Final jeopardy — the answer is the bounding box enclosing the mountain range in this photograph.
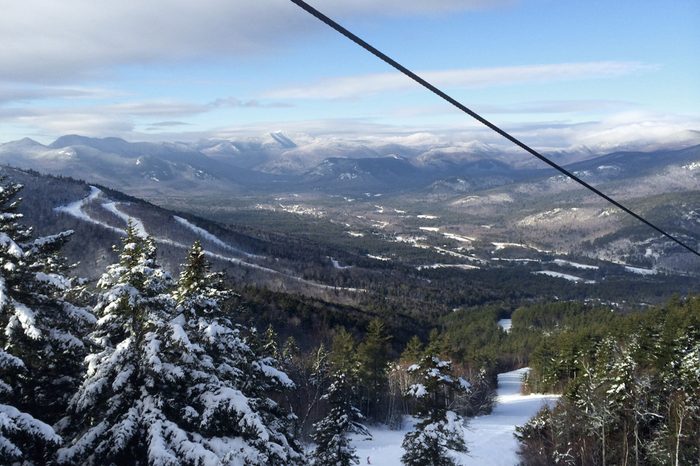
[2,134,698,197]
[1,134,698,279]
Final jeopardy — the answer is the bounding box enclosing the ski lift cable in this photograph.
[289,0,700,258]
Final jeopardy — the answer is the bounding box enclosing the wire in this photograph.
[289,0,700,258]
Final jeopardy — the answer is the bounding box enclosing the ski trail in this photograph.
[54,186,125,234]
[157,238,364,293]
[462,368,559,465]
[352,368,559,466]
[101,202,148,238]
[173,215,260,258]
[54,188,362,293]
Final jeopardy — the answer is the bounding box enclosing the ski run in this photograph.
[53,186,362,293]
[351,368,559,465]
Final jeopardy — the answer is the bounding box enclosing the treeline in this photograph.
[517,297,700,465]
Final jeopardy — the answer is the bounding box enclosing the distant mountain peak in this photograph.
[269,131,296,149]
[3,137,45,149]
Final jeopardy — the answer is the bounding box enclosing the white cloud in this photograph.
[206,111,700,156]
[265,62,658,99]
[567,112,700,152]
[0,0,513,84]
[0,86,115,104]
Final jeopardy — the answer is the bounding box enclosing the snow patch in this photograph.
[492,242,527,251]
[552,259,599,270]
[0,233,23,258]
[330,258,352,270]
[35,272,71,290]
[101,203,148,238]
[54,187,125,234]
[173,216,257,258]
[417,264,480,271]
[442,232,475,243]
[352,368,559,466]
[497,319,512,333]
[534,270,595,284]
[366,254,391,261]
[624,265,657,276]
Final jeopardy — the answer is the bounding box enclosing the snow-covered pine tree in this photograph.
[0,178,93,464]
[311,328,370,466]
[401,355,471,466]
[311,371,370,466]
[170,241,304,465]
[61,236,304,465]
[56,224,178,465]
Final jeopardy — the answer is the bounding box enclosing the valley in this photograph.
[3,135,698,352]
[2,136,698,310]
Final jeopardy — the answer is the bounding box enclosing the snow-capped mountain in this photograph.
[1,135,698,200]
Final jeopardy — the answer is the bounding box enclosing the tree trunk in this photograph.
[634,417,639,466]
[622,421,628,466]
[602,419,607,466]
[674,410,683,466]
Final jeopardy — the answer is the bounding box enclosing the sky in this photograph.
[1,0,699,152]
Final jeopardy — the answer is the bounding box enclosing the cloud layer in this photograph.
[0,0,511,83]
[265,62,657,99]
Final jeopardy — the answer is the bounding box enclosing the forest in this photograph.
[1,176,698,465]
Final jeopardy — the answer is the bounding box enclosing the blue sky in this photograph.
[1,0,698,152]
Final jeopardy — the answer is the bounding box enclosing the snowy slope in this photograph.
[463,369,559,465]
[53,186,361,293]
[352,368,558,465]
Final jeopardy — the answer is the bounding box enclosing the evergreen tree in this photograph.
[297,343,330,434]
[312,329,370,466]
[59,238,304,465]
[0,179,93,464]
[357,318,391,420]
[400,336,424,365]
[57,225,176,464]
[516,296,700,465]
[173,241,303,465]
[401,355,470,466]
[311,371,370,466]
[281,336,300,368]
[329,327,357,375]
[424,329,448,357]
[261,324,280,360]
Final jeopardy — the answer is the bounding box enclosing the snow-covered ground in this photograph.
[173,215,258,258]
[625,265,657,276]
[330,257,352,270]
[367,254,391,261]
[416,264,480,271]
[553,259,599,270]
[101,202,148,238]
[442,232,476,243]
[53,188,363,293]
[54,186,124,235]
[352,368,559,465]
[497,318,512,333]
[534,270,595,284]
